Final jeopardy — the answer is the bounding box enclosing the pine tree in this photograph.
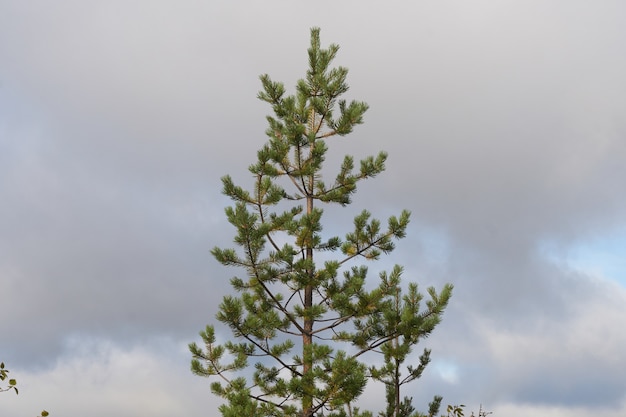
[371,282,447,417]
[189,28,453,417]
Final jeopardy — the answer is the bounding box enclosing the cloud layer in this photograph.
[1,1,625,416]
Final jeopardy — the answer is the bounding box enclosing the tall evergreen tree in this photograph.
[189,28,453,417]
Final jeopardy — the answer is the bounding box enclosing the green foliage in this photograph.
[190,28,452,417]
[0,362,18,395]
[372,275,452,417]
[445,404,465,417]
[1,362,50,416]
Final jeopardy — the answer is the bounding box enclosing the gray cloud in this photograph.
[1,1,626,416]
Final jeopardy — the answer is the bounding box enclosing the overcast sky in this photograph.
[1,1,626,416]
